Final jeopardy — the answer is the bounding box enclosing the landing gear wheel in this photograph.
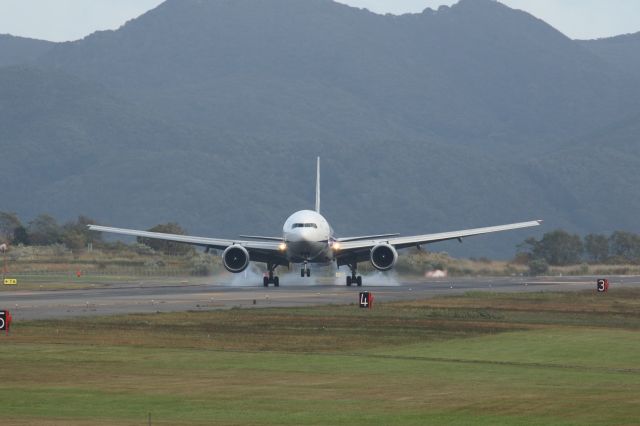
[300,269,305,277]
[274,276,280,287]
[347,263,359,288]
[306,269,311,277]
[263,277,269,287]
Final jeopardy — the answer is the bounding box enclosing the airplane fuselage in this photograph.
[283,210,334,264]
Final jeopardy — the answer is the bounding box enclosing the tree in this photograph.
[518,230,583,266]
[12,226,29,245]
[137,222,193,255]
[584,234,609,263]
[528,258,549,276]
[62,229,87,251]
[0,211,22,244]
[62,215,102,251]
[609,231,640,263]
[516,237,539,262]
[27,214,62,246]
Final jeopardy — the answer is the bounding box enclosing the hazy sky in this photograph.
[0,0,638,42]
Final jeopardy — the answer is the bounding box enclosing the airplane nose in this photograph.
[288,228,311,242]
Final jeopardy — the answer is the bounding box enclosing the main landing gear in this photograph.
[300,262,311,278]
[346,263,362,287]
[263,263,280,287]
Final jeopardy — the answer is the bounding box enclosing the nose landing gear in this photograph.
[300,262,311,277]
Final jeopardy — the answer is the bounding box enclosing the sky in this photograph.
[0,0,638,42]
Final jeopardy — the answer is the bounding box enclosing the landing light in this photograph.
[332,242,341,251]
[279,243,287,251]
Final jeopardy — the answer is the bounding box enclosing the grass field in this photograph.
[0,274,210,291]
[1,289,640,425]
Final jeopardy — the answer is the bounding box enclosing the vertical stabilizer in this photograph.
[315,157,321,213]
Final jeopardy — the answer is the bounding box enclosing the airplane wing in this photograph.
[337,233,400,242]
[335,220,542,264]
[239,235,284,242]
[88,225,289,266]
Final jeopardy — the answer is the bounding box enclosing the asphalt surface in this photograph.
[2,276,639,321]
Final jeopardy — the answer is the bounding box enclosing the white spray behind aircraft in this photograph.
[89,158,541,287]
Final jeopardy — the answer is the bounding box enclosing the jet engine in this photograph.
[222,245,250,273]
[370,243,398,271]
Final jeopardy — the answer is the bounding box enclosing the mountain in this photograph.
[40,0,637,146]
[579,32,640,75]
[1,0,639,258]
[0,34,53,67]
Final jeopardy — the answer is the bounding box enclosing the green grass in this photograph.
[1,290,640,425]
[0,274,208,291]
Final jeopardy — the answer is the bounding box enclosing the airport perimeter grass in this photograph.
[2,290,640,425]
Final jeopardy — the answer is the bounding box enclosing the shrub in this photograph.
[528,258,549,276]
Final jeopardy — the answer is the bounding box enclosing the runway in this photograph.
[3,276,639,321]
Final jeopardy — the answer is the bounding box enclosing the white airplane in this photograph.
[89,158,541,287]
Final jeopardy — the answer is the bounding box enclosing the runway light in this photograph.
[279,243,287,251]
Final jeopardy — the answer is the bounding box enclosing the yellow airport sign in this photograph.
[3,279,17,285]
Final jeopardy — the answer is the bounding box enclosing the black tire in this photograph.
[263,277,269,287]
[306,269,311,277]
[356,276,362,287]
[346,276,352,286]
[300,269,305,277]
[274,277,280,287]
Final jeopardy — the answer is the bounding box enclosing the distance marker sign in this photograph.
[0,311,7,331]
[597,278,609,293]
[359,292,374,309]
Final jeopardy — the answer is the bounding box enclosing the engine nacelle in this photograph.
[222,245,250,273]
[370,243,398,271]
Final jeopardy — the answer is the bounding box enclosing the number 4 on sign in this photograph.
[359,292,373,309]
[360,293,368,307]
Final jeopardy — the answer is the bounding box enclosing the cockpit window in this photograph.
[292,223,318,229]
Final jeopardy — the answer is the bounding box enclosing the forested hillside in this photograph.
[0,34,53,67]
[579,31,640,74]
[1,0,639,257]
